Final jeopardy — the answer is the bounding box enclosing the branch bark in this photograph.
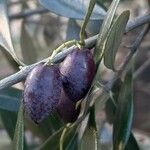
[0,15,150,90]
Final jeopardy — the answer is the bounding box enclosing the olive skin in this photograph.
[60,48,96,102]
[57,90,80,123]
[23,64,62,124]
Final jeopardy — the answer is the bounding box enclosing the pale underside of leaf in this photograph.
[104,10,130,70]
[0,0,24,66]
[39,0,106,20]
[13,102,24,150]
[113,66,133,150]
[94,0,120,64]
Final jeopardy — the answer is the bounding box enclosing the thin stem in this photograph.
[79,0,96,45]
[45,40,79,65]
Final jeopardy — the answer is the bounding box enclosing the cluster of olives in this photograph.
[23,48,96,124]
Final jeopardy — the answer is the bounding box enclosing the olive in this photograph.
[57,90,80,123]
[23,63,62,124]
[60,48,95,102]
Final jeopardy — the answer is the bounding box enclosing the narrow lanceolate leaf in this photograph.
[39,0,106,20]
[0,87,22,112]
[94,0,120,65]
[61,125,78,149]
[0,0,24,66]
[0,110,17,140]
[21,22,38,64]
[104,11,130,70]
[0,88,23,141]
[113,66,133,150]
[66,19,80,40]
[13,102,24,150]
[38,127,64,150]
[65,132,78,150]
[125,133,140,150]
[80,107,98,150]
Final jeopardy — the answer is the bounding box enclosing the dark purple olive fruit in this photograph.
[23,63,62,124]
[60,48,96,102]
[57,90,80,123]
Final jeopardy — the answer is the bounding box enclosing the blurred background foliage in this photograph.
[0,0,150,149]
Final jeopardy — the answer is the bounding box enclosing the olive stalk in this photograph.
[79,0,96,46]
[45,40,80,65]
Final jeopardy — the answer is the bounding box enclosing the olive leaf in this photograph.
[38,127,64,150]
[0,110,17,140]
[39,0,106,20]
[13,102,24,150]
[61,125,78,149]
[0,87,22,112]
[79,107,98,150]
[94,0,120,65]
[0,87,23,143]
[0,0,24,66]
[113,65,133,150]
[104,10,130,70]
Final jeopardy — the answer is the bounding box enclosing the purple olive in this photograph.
[57,90,80,123]
[23,63,62,124]
[60,48,96,102]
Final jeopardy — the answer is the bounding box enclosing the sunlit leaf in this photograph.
[0,0,24,66]
[113,66,133,150]
[104,11,130,70]
[21,21,38,64]
[13,102,24,150]
[94,0,120,64]
[39,0,106,20]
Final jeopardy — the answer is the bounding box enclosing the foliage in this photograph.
[0,0,147,149]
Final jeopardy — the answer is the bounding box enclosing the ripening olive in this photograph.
[57,90,80,123]
[23,63,62,124]
[60,48,95,102]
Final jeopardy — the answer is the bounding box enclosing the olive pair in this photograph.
[23,48,95,124]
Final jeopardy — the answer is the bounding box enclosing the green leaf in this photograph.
[13,102,24,150]
[0,110,17,140]
[66,19,80,40]
[20,21,38,64]
[39,0,106,20]
[37,113,63,138]
[0,87,22,112]
[0,0,24,66]
[104,11,130,70]
[65,132,78,150]
[113,66,133,150]
[61,125,78,149]
[94,0,120,64]
[38,127,64,150]
[125,133,140,150]
[79,107,98,150]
